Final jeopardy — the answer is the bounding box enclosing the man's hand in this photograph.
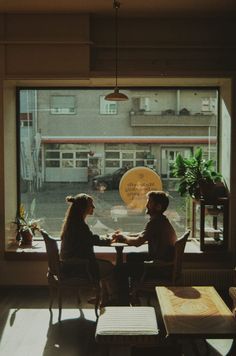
[111,232,126,243]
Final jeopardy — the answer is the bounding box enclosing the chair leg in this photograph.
[76,288,81,306]
[58,288,62,322]
[95,287,101,318]
[48,285,54,310]
[129,286,141,306]
[100,280,109,308]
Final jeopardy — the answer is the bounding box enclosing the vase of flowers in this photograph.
[14,204,41,246]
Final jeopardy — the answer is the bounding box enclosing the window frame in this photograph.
[3,78,230,264]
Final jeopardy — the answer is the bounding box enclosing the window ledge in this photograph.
[4,241,149,262]
[4,239,233,266]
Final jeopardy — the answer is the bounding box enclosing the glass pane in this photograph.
[122,161,134,168]
[76,160,88,167]
[76,152,88,159]
[122,152,133,159]
[62,160,74,168]
[62,152,73,159]
[136,160,145,166]
[45,151,60,159]
[105,161,120,168]
[105,152,120,159]
[46,160,60,167]
[136,152,146,159]
[18,87,219,242]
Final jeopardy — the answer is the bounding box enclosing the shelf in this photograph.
[192,197,229,251]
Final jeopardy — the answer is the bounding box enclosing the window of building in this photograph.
[100,96,117,114]
[104,144,152,170]
[20,113,33,127]
[45,144,89,169]
[201,97,217,114]
[161,147,192,179]
[17,87,219,245]
[50,95,76,114]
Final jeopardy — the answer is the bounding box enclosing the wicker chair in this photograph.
[41,229,101,321]
[131,230,190,304]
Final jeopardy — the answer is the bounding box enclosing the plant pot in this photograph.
[213,181,227,198]
[20,229,33,246]
[199,181,216,201]
[200,180,227,202]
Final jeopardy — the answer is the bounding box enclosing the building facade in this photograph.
[19,88,218,187]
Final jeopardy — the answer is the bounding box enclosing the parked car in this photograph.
[92,167,129,190]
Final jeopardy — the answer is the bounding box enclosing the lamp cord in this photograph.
[114,1,120,88]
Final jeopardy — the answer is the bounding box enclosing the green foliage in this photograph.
[171,147,222,198]
[13,203,41,240]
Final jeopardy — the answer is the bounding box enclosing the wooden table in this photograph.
[156,286,236,354]
[156,286,236,338]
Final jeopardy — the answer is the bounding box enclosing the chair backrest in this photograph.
[41,229,61,278]
[172,230,190,284]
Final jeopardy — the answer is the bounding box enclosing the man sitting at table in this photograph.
[112,190,177,302]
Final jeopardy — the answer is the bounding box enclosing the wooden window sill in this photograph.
[4,239,233,265]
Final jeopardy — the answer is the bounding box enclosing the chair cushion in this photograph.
[95,306,159,345]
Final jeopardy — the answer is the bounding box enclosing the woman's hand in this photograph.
[111,231,125,243]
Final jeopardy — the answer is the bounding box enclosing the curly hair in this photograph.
[146,191,169,213]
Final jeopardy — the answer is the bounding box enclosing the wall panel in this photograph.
[5,14,90,42]
[5,44,89,76]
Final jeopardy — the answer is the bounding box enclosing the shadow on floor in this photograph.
[43,312,101,356]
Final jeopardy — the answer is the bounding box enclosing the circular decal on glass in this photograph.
[119,167,163,211]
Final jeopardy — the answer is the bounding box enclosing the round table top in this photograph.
[110,242,128,247]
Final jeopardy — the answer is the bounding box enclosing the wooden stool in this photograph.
[95,306,159,356]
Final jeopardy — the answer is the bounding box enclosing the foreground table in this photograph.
[156,286,236,355]
[156,286,236,338]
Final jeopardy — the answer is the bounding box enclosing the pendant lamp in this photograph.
[105,1,128,101]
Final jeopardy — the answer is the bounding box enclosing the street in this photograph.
[21,182,188,238]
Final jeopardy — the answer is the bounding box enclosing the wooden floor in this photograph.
[0,287,234,356]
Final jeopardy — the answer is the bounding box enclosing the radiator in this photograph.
[183,269,235,290]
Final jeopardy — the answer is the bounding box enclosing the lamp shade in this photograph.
[105,87,128,101]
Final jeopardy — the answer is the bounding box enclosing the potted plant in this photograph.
[14,204,41,246]
[171,147,225,201]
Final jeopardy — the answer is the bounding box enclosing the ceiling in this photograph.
[0,0,236,18]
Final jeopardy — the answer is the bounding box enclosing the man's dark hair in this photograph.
[147,191,169,213]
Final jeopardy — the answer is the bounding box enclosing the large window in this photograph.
[17,88,219,239]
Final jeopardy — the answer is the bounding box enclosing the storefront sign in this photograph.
[119,167,163,211]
